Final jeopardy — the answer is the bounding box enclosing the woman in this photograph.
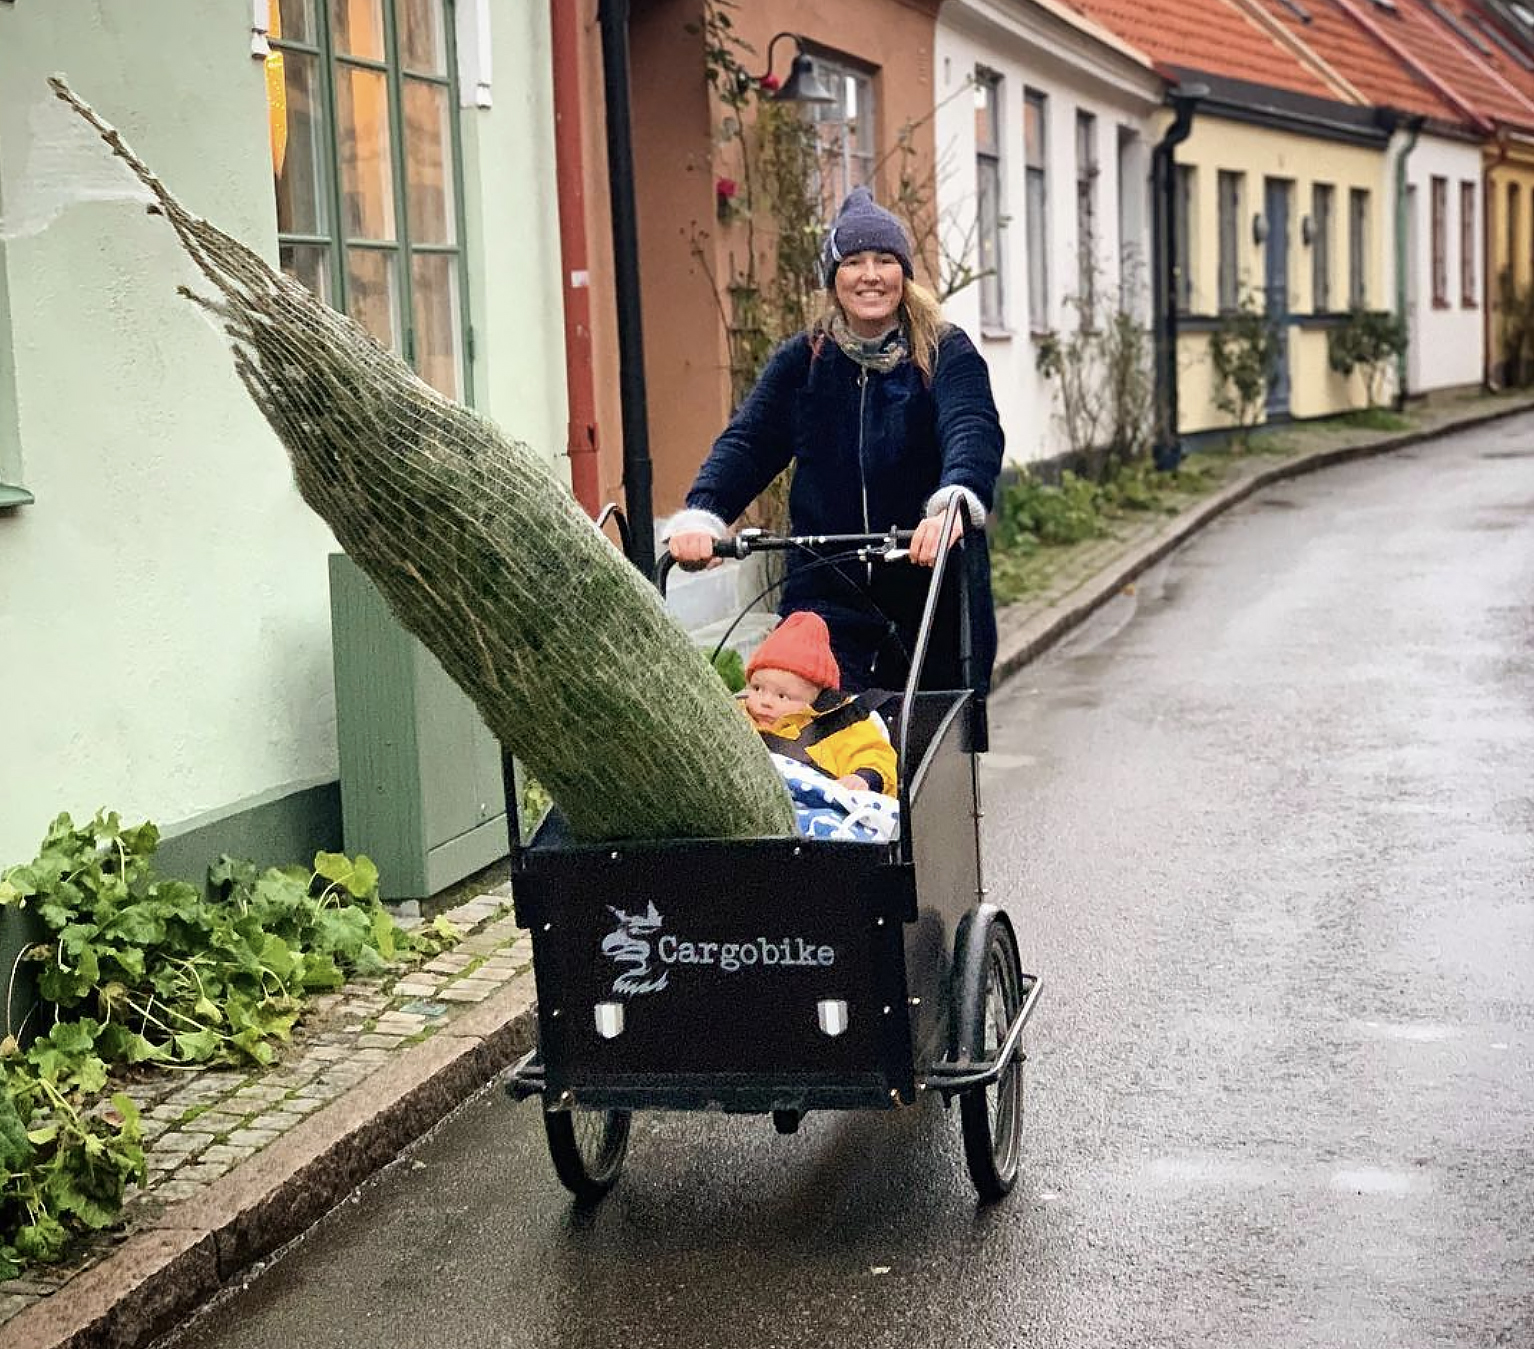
[666,186,1004,693]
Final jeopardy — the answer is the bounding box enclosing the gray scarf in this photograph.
[828,313,909,374]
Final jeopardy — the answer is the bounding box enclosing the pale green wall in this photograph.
[0,1,568,880]
[457,0,567,474]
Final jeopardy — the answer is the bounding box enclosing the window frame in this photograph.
[1430,175,1449,308]
[1024,88,1049,333]
[1173,163,1194,315]
[803,50,878,209]
[1312,182,1334,314]
[1217,169,1243,313]
[268,0,475,403]
[1075,109,1098,319]
[974,69,1006,332]
[1349,187,1370,309]
[1461,180,1477,307]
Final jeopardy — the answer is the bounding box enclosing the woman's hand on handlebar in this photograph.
[668,530,723,572]
[909,513,963,567]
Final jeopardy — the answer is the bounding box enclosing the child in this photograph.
[741,611,897,796]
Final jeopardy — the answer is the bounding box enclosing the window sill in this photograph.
[979,326,1015,342]
[1462,301,1479,310]
[0,484,34,510]
[1028,328,1054,342]
[1432,299,1452,310]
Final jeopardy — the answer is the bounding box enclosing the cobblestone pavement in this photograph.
[3,389,1531,1349]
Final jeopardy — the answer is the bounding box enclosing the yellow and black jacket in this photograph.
[742,689,898,796]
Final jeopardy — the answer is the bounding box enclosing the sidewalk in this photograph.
[4,390,1532,1349]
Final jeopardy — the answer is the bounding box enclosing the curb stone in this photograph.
[992,398,1534,685]
[5,396,1530,1349]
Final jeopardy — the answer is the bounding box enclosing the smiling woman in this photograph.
[665,185,1006,695]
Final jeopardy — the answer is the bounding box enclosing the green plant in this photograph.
[711,647,746,693]
[0,1028,144,1280]
[0,812,409,1069]
[1494,270,1534,387]
[1326,307,1407,408]
[1208,291,1279,447]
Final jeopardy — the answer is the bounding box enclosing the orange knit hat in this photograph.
[746,611,840,691]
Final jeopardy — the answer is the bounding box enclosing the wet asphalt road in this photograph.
[163,416,1534,1349]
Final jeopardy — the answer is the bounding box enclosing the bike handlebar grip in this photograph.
[712,536,746,559]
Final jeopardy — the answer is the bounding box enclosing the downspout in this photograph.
[1484,135,1510,390]
[550,0,601,516]
[1393,113,1423,407]
[1151,85,1204,470]
[597,0,656,578]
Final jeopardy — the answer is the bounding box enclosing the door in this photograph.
[1265,178,1292,416]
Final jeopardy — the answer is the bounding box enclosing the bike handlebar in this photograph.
[656,527,919,595]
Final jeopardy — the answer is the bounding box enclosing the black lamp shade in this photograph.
[776,53,839,105]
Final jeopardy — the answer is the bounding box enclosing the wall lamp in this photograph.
[740,33,839,104]
[1252,213,1269,245]
[1301,214,1316,246]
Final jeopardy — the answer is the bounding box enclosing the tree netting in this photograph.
[50,78,795,844]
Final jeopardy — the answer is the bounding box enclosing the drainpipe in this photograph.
[1151,85,1204,470]
[550,0,601,517]
[597,0,656,578]
[1392,113,1423,408]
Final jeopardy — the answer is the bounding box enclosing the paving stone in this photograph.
[226,1127,281,1149]
[151,1179,207,1203]
[0,1292,37,1319]
[374,1012,426,1031]
[151,1131,206,1156]
[355,1033,407,1050]
[178,1162,231,1184]
[397,999,449,1018]
[230,1086,287,1108]
[353,1046,391,1062]
[176,1117,224,1135]
[438,980,496,1003]
[198,1143,256,1166]
[422,953,473,974]
[392,980,442,997]
[295,1080,345,1101]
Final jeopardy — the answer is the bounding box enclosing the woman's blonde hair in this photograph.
[813,277,948,383]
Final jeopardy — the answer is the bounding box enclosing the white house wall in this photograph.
[1404,133,1485,394]
[935,0,1163,465]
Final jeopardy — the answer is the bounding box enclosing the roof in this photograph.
[1241,0,1470,123]
[1066,0,1346,98]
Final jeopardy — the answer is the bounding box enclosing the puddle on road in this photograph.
[1329,1167,1431,1196]
[1350,1020,1462,1042]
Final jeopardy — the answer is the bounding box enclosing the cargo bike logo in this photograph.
[599,903,844,1034]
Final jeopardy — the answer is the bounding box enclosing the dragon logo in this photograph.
[601,901,669,997]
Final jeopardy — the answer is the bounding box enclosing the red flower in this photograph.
[715,177,739,199]
[759,72,781,92]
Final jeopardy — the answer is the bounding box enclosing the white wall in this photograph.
[1404,133,1485,394]
[935,0,1163,464]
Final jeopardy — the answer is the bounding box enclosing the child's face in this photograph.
[745,667,822,727]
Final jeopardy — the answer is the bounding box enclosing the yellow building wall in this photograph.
[1485,146,1534,386]
[1175,115,1389,434]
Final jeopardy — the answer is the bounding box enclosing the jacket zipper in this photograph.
[857,368,872,582]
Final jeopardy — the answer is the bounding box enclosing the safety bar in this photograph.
[920,973,1043,1097]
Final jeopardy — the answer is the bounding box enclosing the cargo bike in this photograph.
[505,500,1043,1203]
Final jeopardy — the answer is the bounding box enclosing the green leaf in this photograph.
[173,1029,221,1063]
[13,1212,68,1262]
[96,1023,166,1065]
[298,952,343,990]
[314,851,379,900]
[26,1122,59,1146]
[370,907,397,962]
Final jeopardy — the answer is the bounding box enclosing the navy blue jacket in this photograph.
[686,326,1004,692]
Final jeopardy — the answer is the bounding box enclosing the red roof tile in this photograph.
[1246,0,1468,122]
[1067,0,1344,98]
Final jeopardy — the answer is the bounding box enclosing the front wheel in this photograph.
[543,1108,631,1203]
[959,921,1025,1202]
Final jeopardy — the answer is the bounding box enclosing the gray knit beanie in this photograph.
[820,186,914,288]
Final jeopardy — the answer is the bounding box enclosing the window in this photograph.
[1312,183,1334,313]
[1173,164,1194,314]
[1217,170,1243,311]
[0,247,27,506]
[1509,183,1522,285]
[1024,90,1049,331]
[1076,111,1098,317]
[805,54,876,207]
[267,0,471,401]
[974,71,1005,330]
[1462,181,1477,306]
[1349,187,1370,307]
[1116,126,1142,303]
[1431,175,1449,307]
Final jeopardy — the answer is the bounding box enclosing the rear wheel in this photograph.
[959,921,1025,1202]
[543,1108,631,1203]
